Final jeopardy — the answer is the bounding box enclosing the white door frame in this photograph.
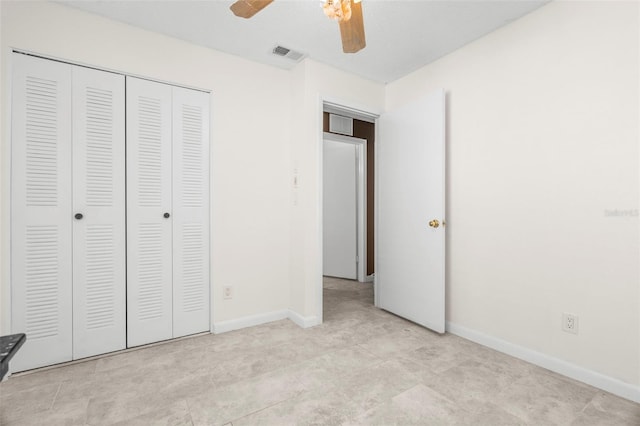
[322,132,367,282]
[317,98,380,324]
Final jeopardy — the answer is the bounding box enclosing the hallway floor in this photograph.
[1,277,638,425]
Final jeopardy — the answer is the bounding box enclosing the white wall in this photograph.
[288,60,384,323]
[0,1,292,331]
[386,1,639,389]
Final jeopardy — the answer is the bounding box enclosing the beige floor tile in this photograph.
[94,345,182,377]
[453,401,528,425]
[1,360,97,396]
[85,389,186,425]
[336,359,426,413]
[348,383,467,425]
[1,399,89,426]
[422,355,532,407]
[571,391,640,426]
[109,400,193,426]
[199,336,329,390]
[399,339,477,374]
[232,387,362,426]
[0,382,60,423]
[494,369,599,425]
[305,325,374,349]
[187,367,308,425]
[282,345,384,392]
[356,329,427,359]
[55,358,196,408]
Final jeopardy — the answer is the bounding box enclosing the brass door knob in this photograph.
[428,219,440,228]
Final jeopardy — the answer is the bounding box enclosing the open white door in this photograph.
[377,89,446,333]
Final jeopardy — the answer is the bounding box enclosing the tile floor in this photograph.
[1,277,639,425]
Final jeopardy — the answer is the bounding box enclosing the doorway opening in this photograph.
[323,133,365,281]
[321,103,378,322]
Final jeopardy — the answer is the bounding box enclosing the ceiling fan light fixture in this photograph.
[230,0,274,19]
[229,0,365,54]
[323,0,352,23]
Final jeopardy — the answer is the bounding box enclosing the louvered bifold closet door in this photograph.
[172,87,210,337]
[126,77,173,347]
[72,66,126,358]
[11,54,73,371]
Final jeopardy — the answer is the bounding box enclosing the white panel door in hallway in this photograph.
[323,139,357,280]
[377,89,446,333]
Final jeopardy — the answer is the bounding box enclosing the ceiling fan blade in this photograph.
[230,0,273,19]
[339,1,366,53]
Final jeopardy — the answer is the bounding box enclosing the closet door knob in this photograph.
[75,213,83,220]
[164,213,170,218]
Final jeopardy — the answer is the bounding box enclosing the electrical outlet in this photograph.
[223,286,233,300]
[562,313,578,334]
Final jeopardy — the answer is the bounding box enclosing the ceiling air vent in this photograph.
[272,45,304,62]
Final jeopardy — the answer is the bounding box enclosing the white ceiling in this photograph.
[60,0,547,83]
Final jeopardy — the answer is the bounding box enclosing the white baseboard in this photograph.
[365,274,375,283]
[446,321,640,403]
[288,310,320,328]
[212,309,321,334]
[212,310,288,334]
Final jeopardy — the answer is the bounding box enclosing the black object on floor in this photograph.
[0,333,26,381]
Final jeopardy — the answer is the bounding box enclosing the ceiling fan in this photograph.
[229,0,366,54]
